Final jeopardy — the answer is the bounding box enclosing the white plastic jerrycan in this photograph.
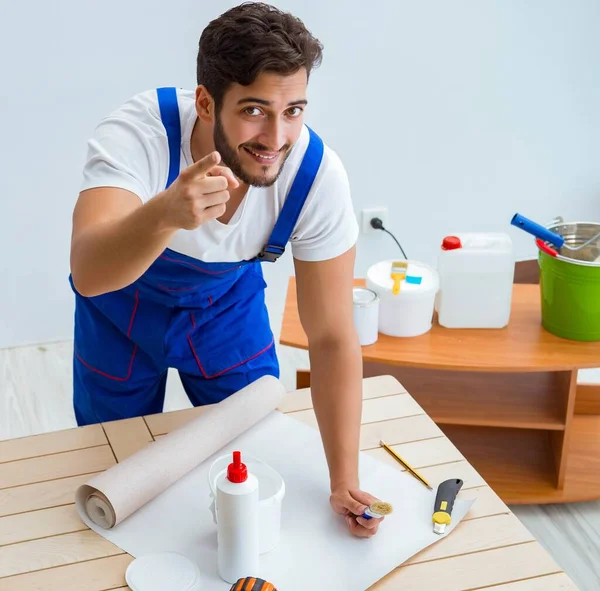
[436,233,515,329]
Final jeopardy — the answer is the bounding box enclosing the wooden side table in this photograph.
[280,277,600,505]
[0,377,578,590]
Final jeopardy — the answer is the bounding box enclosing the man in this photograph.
[70,2,384,538]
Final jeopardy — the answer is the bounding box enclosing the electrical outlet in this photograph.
[361,207,388,234]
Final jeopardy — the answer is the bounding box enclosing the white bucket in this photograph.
[208,454,285,555]
[366,259,439,337]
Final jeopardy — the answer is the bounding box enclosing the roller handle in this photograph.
[511,213,565,248]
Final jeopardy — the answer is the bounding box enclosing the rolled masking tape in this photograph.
[362,500,393,520]
[230,577,278,591]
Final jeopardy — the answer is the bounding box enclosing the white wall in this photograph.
[1,0,599,348]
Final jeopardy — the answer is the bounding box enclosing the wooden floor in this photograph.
[1,340,599,591]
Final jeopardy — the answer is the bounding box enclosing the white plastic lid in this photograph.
[366,260,438,296]
[125,552,204,591]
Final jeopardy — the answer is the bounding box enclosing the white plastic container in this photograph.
[215,451,259,584]
[435,233,515,328]
[366,260,439,337]
[209,453,285,555]
[353,287,379,345]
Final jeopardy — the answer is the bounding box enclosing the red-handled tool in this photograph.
[536,238,558,257]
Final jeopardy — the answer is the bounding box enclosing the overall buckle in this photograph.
[257,244,285,262]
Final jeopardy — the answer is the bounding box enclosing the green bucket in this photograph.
[538,220,600,341]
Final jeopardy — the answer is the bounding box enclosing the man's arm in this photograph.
[70,187,175,297]
[294,246,384,538]
[70,152,236,297]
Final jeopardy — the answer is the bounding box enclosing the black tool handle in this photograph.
[434,478,463,514]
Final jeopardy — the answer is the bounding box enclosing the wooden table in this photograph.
[281,277,600,505]
[0,376,578,590]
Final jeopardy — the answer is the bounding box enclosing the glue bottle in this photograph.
[216,450,260,584]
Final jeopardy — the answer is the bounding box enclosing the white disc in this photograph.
[125,552,204,591]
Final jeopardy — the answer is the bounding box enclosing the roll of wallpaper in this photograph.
[75,375,286,529]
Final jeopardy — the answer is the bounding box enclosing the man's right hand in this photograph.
[161,151,240,231]
[70,151,240,297]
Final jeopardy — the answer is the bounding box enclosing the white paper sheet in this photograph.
[77,410,475,590]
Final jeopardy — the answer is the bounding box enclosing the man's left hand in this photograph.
[330,487,385,538]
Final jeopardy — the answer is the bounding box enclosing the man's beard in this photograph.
[213,114,291,187]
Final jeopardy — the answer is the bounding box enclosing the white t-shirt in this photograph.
[80,88,359,263]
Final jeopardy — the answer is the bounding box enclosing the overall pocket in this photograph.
[186,270,275,379]
[73,290,139,381]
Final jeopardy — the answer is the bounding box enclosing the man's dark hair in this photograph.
[197,2,323,107]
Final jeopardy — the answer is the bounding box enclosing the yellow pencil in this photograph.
[380,440,433,490]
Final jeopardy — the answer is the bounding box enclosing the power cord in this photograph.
[370,217,408,259]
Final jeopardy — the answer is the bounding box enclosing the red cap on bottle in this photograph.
[441,236,462,250]
[227,451,248,483]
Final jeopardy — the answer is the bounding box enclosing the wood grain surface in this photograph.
[281,277,600,371]
[0,375,577,590]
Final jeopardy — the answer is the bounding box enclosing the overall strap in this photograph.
[255,126,325,262]
[156,87,182,190]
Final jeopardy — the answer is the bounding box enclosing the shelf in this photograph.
[363,364,568,431]
[440,415,600,504]
[281,278,600,372]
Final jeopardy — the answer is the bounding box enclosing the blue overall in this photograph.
[71,87,324,426]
